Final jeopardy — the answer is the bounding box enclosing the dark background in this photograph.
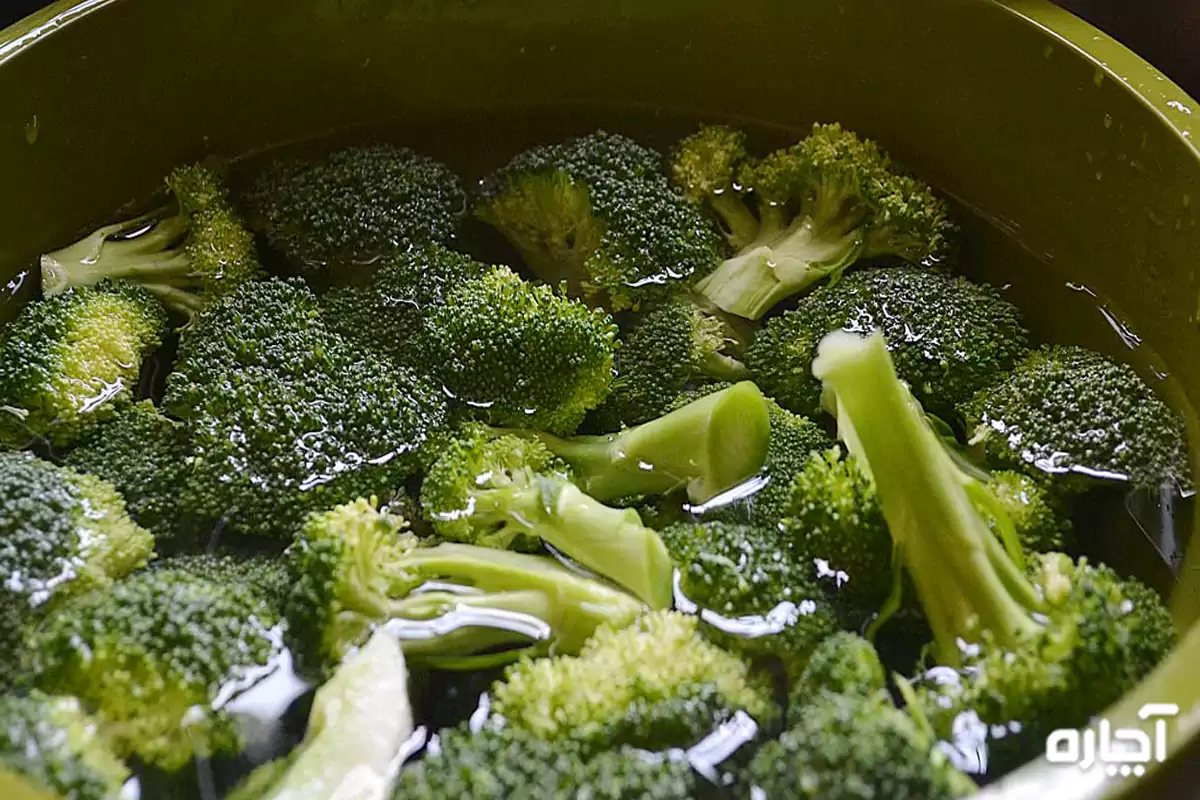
[1,0,1198,94]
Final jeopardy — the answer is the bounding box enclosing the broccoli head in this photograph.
[283,497,645,676]
[672,123,958,320]
[748,266,1029,420]
[491,611,775,750]
[163,277,448,538]
[0,282,166,448]
[422,266,619,435]
[149,552,291,611]
[0,692,131,800]
[788,632,886,711]
[985,470,1071,556]
[241,144,466,286]
[420,424,674,608]
[40,164,262,321]
[25,568,281,771]
[476,130,724,311]
[961,344,1191,490]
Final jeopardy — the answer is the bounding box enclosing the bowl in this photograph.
[2,0,1199,797]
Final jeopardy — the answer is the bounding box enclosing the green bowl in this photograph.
[3,0,1200,796]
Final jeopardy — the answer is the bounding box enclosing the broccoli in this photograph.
[63,400,194,548]
[961,344,1191,490]
[672,123,957,320]
[811,329,1176,772]
[25,568,281,771]
[241,145,466,286]
[393,722,704,800]
[660,521,841,677]
[40,164,262,320]
[283,497,645,676]
[516,381,771,506]
[490,610,775,751]
[985,470,1070,556]
[0,282,166,448]
[320,245,489,368]
[476,130,724,311]
[747,266,1029,420]
[149,553,291,610]
[788,632,886,711]
[0,692,131,800]
[420,424,675,608]
[163,277,448,538]
[421,266,619,436]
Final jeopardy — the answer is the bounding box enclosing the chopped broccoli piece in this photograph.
[519,381,771,505]
[660,521,842,677]
[241,145,466,286]
[26,568,281,771]
[420,424,674,608]
[789,632,886,710]
[163,278,448,538]
[63,400,194,548]
[961,344,1191,490]
[40,164,262,320]
[491,611,774,750]
[673,123,958,320]
[0,692,131,800]
[476,131,724,311]
[149,553,291,610]
[283,497,645,676]
[0,282,166,448]
[421,266,619,435]
[748,266,1029,420]
[984,470,1071,556]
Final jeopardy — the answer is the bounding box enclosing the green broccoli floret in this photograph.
[788,632,886,711]
[241,145,466,286]
[516,381,771,506]
[743,689,977,799]
[660,521,842,678]
[812,329,1176,772]
[672,123,958,320]
[283,497,645,677]
[163,277,448,538]
[40,164,262,320]
[420,424,674,608]
[393,722,703,800]
[25,568,281,771]
[320,245,490,368]
[420,266,619,435]
[961,344,1191,490]
[63,400,193,548]
[0,282,166,448]
[476,130,724,311]
[491,611,775,750]
[0,692,131,800]
[149,553,291,610]
[747,266,1029,420]
[985,470,1071,555]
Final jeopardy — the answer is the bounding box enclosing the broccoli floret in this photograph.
[63,400,193,548]
[394,722,703,800]
[320,245,489,368]
[743,689,977,799]
[241,145,466,286]
[25,568,281,771]
[518,381,771,506]
[789,632,886,711]
[747,266,1029,420]
[40,164,262,320]
[421,266,619,435]
[661,520,841,678]
[961,344,1190,490]
[672,123,958,320]
[812,329,1176,772]
[491,611,775,750]
[149,553,291,610]
[0,692,131,800]
[283,497,644,676]
[985,470,1070,556]
[420,424,674,608]
[0,282,166,448]
[163,277,448,538]
[476,131,724,311]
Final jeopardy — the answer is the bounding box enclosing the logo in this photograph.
[1045,703,1179,778]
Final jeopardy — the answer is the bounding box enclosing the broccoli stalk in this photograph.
[517,380,771,505]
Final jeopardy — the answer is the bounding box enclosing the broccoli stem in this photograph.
[524,381,771,504]
[812,331,1042,665]
[41,213,191,297]
[709,192,761,250]
[388,589,560,659]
